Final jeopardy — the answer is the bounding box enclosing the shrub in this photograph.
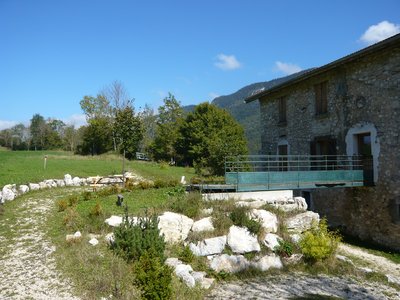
[111,208,166,263]
[57,199,68,212]
[299,219,341,262]
[133,250,173,300]
[81,191,93,201]
[63,207,82,230]
[168,191,202,219]
[274,239,294,257]
[90,202,103,217]
[0,204,4,216]
[68,194,79,207]
[229,206,261,236]
[178,245,195,264]
[138,180,154,190]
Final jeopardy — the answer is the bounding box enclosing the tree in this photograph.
[30,114,47,150]
[150,93,184,161]
[113,104,143,159]
[100,80,131,110]
[176,102,248,175]
[138,104,157,153]
[80,95,112,121]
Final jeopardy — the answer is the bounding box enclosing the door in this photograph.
[357,133,373,185]
[278,144,288,171]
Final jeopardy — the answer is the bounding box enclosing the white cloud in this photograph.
[0,120,17,130]
[274,61,302,75]
[360,21,400,45]
[214,54,242,71]
[209,92,220,100]
[63,114,87,128]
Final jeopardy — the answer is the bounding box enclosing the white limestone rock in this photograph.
[0,191,3,204]
[290,234,301,244]
[387,275,400,285]
[191,217,214,232]
[294,196,308,211]
[236,200,266,209]
[29,183,40,191]
[18,185,29,194]
[192,271,214,289]
[285,211,320,233]
[158,212,194,243]
[105,232,115,244]
[66,231,82,242]
[175,264,195,288]
[263,233,282,251]
[165,257,183,268]
[252,254,283,271]
[209,254,250,273]
[64,174,73,186]
[249,209,278,233]
[227,225,260,253]
[44,179,57,188]
[39,181,47,189]
[2,186,16,201]
[89,238,99,246]
[189,236,226,256]
[72,177,82,186]
[105,215,123,227]
[55,179,66,187]
[74,231,82,238]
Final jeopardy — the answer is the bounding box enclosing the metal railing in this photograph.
[225,155,363,173]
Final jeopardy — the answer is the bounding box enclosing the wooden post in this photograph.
[122,149,126,188]
[44,155,48,170]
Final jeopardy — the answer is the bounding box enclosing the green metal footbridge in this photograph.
[224,155,364,192]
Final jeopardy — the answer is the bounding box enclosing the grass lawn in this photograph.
[0,150,195,187]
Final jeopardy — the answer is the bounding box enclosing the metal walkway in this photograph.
[225,155,364,192]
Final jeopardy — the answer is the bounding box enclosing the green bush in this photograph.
[63,207,82,231]
[229,206,261,236]
[178,245,195,264]
[299,219,341,262]
[89,201,103,217]
[133,250,173,300]
[81,191,93,201]
[111,208,166,262]
[274,239,294,257]
[67,194,79,207]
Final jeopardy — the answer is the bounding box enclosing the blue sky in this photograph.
[1,0,399,129]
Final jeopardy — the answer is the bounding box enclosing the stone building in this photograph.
[245,33,400,250]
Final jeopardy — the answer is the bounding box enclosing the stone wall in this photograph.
[258,45,400,250]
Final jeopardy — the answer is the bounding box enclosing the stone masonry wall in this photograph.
[258,45,400,250]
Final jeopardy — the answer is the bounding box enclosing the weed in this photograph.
[138,180,154,189]
[229,206,261,236]
[67,194,79,207]
[63,207,83,231]
[178,245,195,264]
[57,199,68,212]
[89,201,103,217]
[274,239,294,257]
[168,191,202,219]
[81,191,93,201]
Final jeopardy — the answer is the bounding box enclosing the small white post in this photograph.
[44,155,48,170]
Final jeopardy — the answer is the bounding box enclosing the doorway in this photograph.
[356,132,374,185]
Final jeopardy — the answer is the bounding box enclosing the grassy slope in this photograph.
[0,150,195,187]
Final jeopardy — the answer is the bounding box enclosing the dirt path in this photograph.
[0,193,79,300]
[339,243,400,280]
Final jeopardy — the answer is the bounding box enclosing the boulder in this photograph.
[192,271,214,289]
[72,177,82,186]
[189,236,226,256]
[227,225,260,253]
[105,232,115,244]
[29,183,40,191]
[263,233,282,251]
[201,208,213,216]
[251,254,283,271]
[89,238,99,246]
[66,231,82,242]
[44,179,57,188]
[39,181,47,189]
[105,215,123,227]
[175,264,195,288]
[236,200,266,209]
[2,186,16,201]
[209,254,249,273]
[285,211,320,233]
[0,191,3,204]
[191,217,214,232]
[158,212,194,243]
[290,234,301,244]
[249,209,278,233]
[282,253,303,265]
[165,257,183,268]
[294,196,308,211]
[64,174,73,186]
[55,179,65,187]
[18,185,29,194]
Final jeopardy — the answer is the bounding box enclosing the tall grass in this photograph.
[0,150,194,187]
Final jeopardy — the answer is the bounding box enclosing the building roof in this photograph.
[245,33,400,103]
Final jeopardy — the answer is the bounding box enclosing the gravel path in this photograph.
[0,194,79,300]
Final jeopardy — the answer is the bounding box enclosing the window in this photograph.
[278,97,287,124]
[315,81,328,115]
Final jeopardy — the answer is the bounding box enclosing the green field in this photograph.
[0,150,195,187]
